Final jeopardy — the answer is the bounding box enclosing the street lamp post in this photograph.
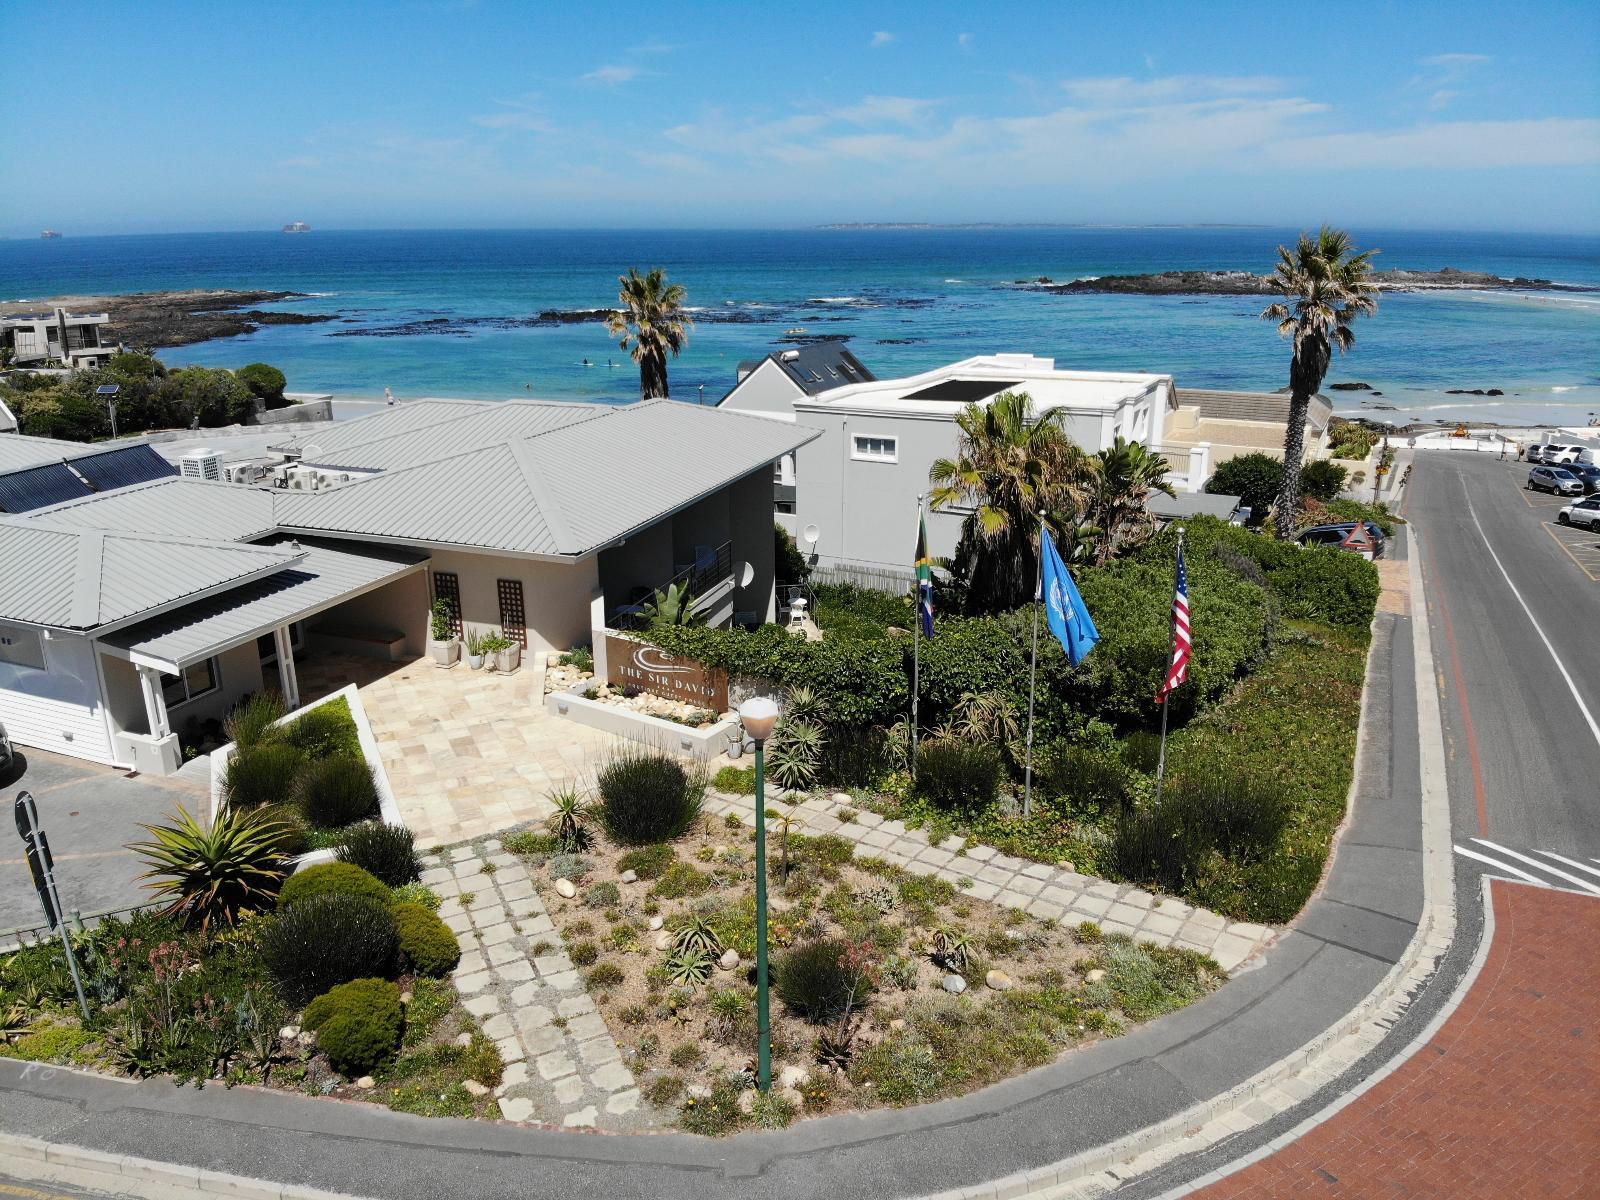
[737,695,780,1093]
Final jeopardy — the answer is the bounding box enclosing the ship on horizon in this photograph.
[40,229,61,239]
[282,221,311,234]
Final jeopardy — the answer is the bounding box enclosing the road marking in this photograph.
[1454,843,1547,884]
[1471,838,1600,895]
[1537,850,1600,881]
[0,1182,82,1200]
[1463,493,1600,753]
[1434,588,1490,836]
[1540,523,1600,582]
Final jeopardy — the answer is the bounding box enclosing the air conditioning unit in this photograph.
[179,449,223,481]
[270,465,291,488]
[227,463,260,485]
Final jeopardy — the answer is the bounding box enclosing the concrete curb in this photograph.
[912,528,1457,1200]
[0,1131,370,1200]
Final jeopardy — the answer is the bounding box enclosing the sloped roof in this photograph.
[298,401,606,471]
[271,399,496,459]
[0,432,86,473]
[31,477,281,541]
[770,342,876,396]
[277,399,819,558]
[0,514,302,630]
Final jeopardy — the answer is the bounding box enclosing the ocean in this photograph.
[2,227,1597,427]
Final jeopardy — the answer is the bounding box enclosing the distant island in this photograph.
[1031,267,1598,295]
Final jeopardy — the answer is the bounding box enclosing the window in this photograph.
[162,657,219,709]
[0,623,45,671]
[851,434,898,463]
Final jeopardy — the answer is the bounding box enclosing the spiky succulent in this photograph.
[664,949,714,987]
[131,805,290,932]
[671,915,722,959]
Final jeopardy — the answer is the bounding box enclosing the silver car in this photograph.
[1528,465,1585,495]
[0,719,11,776]
[1558,495,1600,528]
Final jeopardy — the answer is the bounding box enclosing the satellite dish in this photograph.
[801,524,820,547]
[737,561,755,588]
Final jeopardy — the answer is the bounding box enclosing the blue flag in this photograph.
[1040,529,1099,665]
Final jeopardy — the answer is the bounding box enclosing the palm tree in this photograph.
[606,267,694,399]
[1086,436,1175,564]
[1261,227,1379,538]
[929,390,1088,613]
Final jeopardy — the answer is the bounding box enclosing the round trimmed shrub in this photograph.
[261,893,399,1001]
[298,755,379,828]
[303,978,402,1075]
[597,747,704,845]
[775,938,870,1022]
[335,822,419,886]
[277,861,390,910]
[224,743,305,809]
[392,902,460,977]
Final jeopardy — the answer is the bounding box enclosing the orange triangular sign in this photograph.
[1341,523,1375,552]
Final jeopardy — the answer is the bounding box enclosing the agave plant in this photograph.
[545,783,594,853]
[640,582,703,626]
[131,805,290,932]
[663,948,714,987]
[782,685,826,725]
[767,719,824,792]
[671,915,722,959]
[929,926,972,971]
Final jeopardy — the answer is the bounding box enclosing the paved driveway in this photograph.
[0,748,203,946]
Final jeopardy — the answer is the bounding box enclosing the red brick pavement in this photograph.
[1190,880,1600,1198]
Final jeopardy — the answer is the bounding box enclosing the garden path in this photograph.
[419,839,660,1131]
[296,653,616,851]
[704,789,1277,972]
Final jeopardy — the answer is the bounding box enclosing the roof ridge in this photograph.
[71,529,105,627]
[508,440,574,553]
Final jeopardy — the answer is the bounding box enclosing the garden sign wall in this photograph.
[604,635,729,710]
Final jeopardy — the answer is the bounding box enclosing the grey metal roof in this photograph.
[298,401,605,471]
[102,537,428,670]
[30,477,282,541]
[0,433,83,473]
[0,462,93,512]
[1148,490,1245,521]
[68,444,178,491]
[272,399,494,457]
[276,399,820,558]
[0,514,302,630]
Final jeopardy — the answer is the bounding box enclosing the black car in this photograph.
[1565,462,1600,494]
[1296,521,1387,558]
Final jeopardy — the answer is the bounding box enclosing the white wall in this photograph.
[429,549,600,654]
[0,630,115,764]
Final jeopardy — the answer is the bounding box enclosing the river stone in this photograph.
[1085,968,1106,984]
[355,1076,375,1090]
[1057,861,1076,873]
[831,793,852,805]
[456,1031,473,1047]
[985,969,1013,991]
[778,1064,810,1089]
[554,878,577,899]
[655,931,674,951]
[462,1080,489,1097]
[619,869,638,884]
[719,948,741,970]
[737,1089,756,1115]
[687,1082,712,1100]
[941,974,967,994]
[399,991,412,1004]
[648,916,664,931]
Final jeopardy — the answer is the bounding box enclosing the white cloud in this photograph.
[957,32,973,49]
[1421,52,1491,68]
[1061,74,1286,106]
[870,31,895,48]
[1272,118,1600,170]
[831,95,940,126]
[581,64,640,85]
[1428,89,1459,112]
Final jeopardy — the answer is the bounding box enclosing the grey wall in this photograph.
[719,359,803,416]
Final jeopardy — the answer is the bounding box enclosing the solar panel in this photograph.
[70,444,178,492]
[903,379,1022,404]
[0,463,94,512]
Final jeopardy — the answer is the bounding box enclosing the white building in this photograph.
[1,308,116,369]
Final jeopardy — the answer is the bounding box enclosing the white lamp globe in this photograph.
[738,696,781,741]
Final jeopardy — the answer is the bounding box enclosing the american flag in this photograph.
[1156,542,1191,704]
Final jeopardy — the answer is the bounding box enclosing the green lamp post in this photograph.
[738,694,780,1093]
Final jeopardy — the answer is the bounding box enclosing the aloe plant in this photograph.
[545,784,593,852]
[131,805,290,931]
[671,915,721,959]
[664,949,713,987]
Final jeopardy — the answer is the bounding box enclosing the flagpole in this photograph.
[1023,518,1043,818]
[1153,526,1184,805]
[911,494,923,773]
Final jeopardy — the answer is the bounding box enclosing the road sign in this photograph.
[1341,523,1377,559]
[14,790,59,930]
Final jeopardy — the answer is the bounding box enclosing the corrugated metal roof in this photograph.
[0,462,94,512]
[68,444,178,490]
[102,537,428,669]
[299,401,605,471]
[273,399,494,457]
[0,514,300,630]
[31,477,280,541]
[0,433,82,473]
[276,399,820,558]
[1176,389,1334,433]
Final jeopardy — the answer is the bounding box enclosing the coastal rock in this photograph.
[619,869,638,884]
[986,970,1014,991]
[1037,267,1598,298]
[1329,381,1374,391]
[554,878,577,899]
[941,974,968,995]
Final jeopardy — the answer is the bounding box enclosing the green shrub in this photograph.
[389,882,440,911]
[298,755,379,828]
[1206,452,1283,518]
[392,902,460,977]
[775,938,869,1022]
[548,853,591,881]
[282,699,361,759]
[278,861,391,910]
[503,830,560,857]
[587,962,624,989]
[617,843,675,880]
[1300,459,1348,502]
[336,822,419,886]
[1325,498,1401,536]
[558,645,595,673]
[223,691,287,750]
[1083,937,1220,1020]
[597,747,705,845]
[678,1072,747,1136]
[224,743,305,809]
[914,741,1002,810]
[236,362,288,404]
[1118,733,1163,775]
[766,719,824,791]
[303,978,402,1075]
[711,765,756,795]
[851,1035,944,1105]
[262,893,398,1001]
[569,941,599,966]
[257,803,310,857]
[820,723,890,789]
[130,804,289,931]
[1039,744,1130,810]
[585,881,621,909]
[1111,772,1290,894]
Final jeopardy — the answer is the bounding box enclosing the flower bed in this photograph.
[578,680,722,728]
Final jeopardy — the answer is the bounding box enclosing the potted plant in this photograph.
[465,629,488,670]
[481,630,521,674]
[429,599,459,666]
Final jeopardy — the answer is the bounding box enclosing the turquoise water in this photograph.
[2,228,1597,425]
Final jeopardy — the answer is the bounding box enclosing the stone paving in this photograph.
[418,841,661,1131]
[705,790,1277,972]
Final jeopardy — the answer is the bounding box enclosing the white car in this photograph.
[1558,495,1600,528]
[0,719,11,776]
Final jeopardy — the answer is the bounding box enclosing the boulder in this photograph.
[778,1064,810,1090]
[554,877,577,899]
[686,1082,713,1100]
[781,1086,806,1110]
[355,1076,375,1090]
[985,970,1014,991]
[737,1089,756,1115]
[462,1080,490,1097]
[399,991,412,1005]
[648,916,664,931]
[456,1032,474,1047]
[941,974,968,995]
[719,948,741,971]
[278,1025,301,1041]
[655,931,674,951]
[1085,968,1106,985]
[619,869,638,884]
[831,793,853,805]
[1056,861,1076,873]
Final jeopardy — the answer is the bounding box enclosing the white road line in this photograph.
[1471,837,1600,895]
[1537,850,1600,881]
[1464,493,1600,752]
[1453,843,1547,884]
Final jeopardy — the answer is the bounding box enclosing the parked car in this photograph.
[1525,443,1548,464]
[1296,521,1387,558]
[1558,495,1600,529]
[1544,444,1586,465]
[1528,465,1586,496]
[1566,463,1600,494]
[0,719,12,776]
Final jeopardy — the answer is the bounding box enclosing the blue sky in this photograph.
[3,0,1598,235]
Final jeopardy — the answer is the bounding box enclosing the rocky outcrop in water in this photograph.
[1035,267,1597,296]
[0,289,333,349]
